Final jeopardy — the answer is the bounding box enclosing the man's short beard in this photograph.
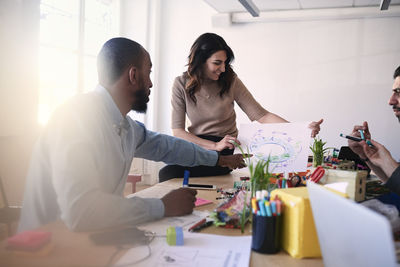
[131,88,148,113]
[132,103,147,113]
[393,105,400,122]
[130,74,149,113]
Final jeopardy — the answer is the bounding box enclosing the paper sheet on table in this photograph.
[236,122,311,173]
[137,210,210,235]
[114,232,251,267]
[324,182,349,194]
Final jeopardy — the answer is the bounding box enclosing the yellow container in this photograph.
[270,187,321,259]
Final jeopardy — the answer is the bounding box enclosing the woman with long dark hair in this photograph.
[159,33,323,182]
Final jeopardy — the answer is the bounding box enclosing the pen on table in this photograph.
[189,221,213,232]
[187,184,215,189]
[188,218,206,232]
[339,133,363,142]
[183,170,190,187]
[188,219,214,232]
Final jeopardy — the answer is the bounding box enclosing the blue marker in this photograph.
[271,201,277,216]
[358,130,374,147]
[265,201,272,217]
[258,200,266,216]
[282,179,286,189]
[183,170,190,187]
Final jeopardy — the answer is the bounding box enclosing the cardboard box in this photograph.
[270,187,321,259]
[321,169,367,202]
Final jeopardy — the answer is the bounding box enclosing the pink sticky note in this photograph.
[195,197,213,207]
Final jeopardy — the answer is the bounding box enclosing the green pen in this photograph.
[358,130,365,140]
[358,130,373,147]
[366,140,373,147]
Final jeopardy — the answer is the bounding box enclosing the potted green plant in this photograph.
[233,142,277,194]
[232,141,278,233]
[309,137,329,167]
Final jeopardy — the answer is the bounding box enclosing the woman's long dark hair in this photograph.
[185,33,235,103]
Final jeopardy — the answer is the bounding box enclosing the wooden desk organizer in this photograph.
[320,169,368,202]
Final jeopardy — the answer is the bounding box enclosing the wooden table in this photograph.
[0,170,323,267]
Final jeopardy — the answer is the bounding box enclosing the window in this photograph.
[39,0,119,125]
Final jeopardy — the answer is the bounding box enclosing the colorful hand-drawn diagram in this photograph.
[237,122,311,173]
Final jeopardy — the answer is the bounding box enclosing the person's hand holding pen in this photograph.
[348,121,371,159]
[360,139,399,180]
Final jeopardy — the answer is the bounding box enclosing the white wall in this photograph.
[0,0,40,204]
[122,0,400,167]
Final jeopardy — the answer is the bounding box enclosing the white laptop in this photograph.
[308,182,399,267]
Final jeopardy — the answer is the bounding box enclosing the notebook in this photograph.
[308,182,399,267]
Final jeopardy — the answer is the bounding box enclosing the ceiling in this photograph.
[204,0,400,13]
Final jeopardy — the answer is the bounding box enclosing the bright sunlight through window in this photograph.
[38,0,118,125]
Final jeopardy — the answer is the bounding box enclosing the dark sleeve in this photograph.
[384,165,400,195]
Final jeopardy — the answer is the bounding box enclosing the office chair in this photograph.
[0,175,21,237]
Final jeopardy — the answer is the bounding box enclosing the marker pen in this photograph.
[189,221,213,232]
[187,184,216,190]
[282,179,286,189]
[188,218,206,232]
[183,170,190,187]
[251,198,258,214]
[276,179,281,189]
[255,190,262,200]
[358,130,365,140]
[188,219,213,232]
[271,201,277,216]
[261,190,268,199]
[276,200,282,216]
[265,201,272,217]
[258,200,266,216]
[339,133,363,142]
